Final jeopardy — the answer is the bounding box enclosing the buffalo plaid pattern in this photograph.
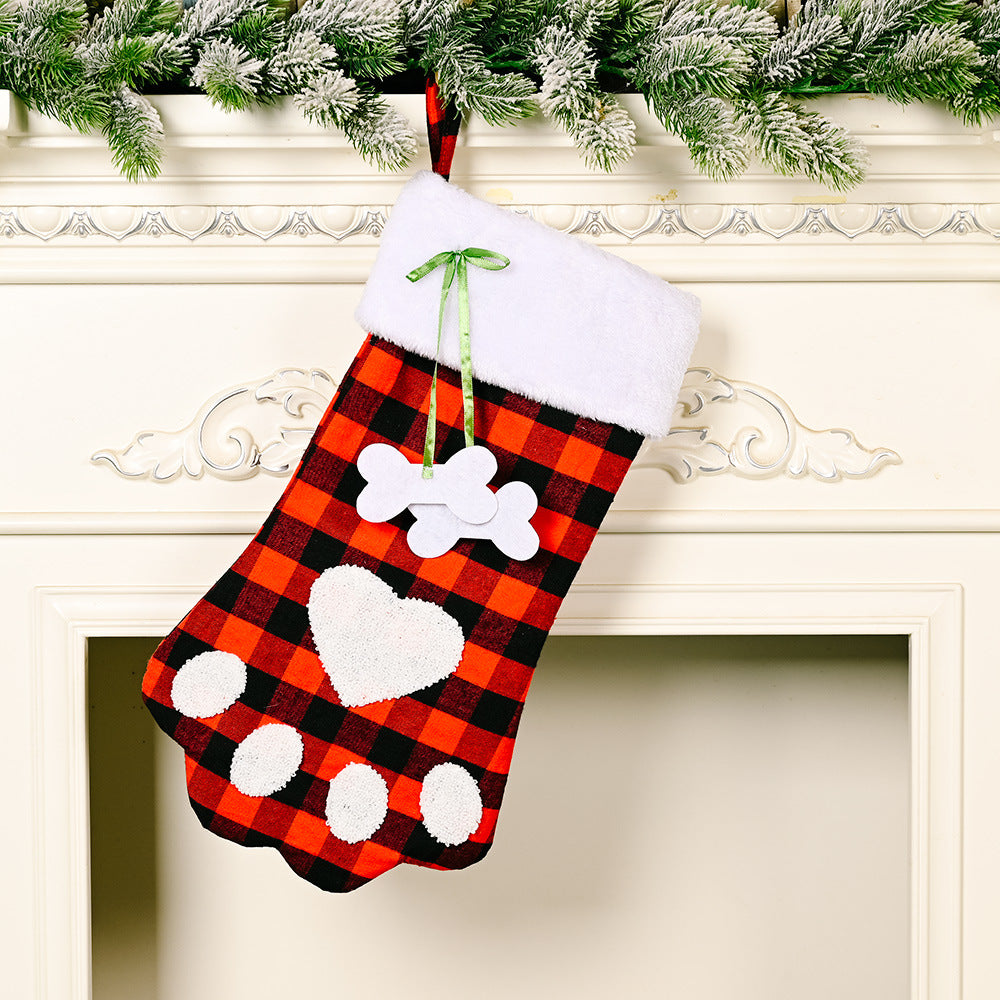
[143,335,643,892]
[424,75,461,180]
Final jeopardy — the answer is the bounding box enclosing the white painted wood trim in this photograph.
[0,242,995,284]
[32,584,963,1000]
[6,509,1000,536]
[33,588,198,1000]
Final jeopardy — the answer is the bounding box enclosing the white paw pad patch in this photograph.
[408,480,539,561]
[325,763,389,843]
[230,723,304,797]
[171,650,248,719]
[420,763,483,846]
[356,443,499,525]
[308,564,465,707]
[167,587,484,852]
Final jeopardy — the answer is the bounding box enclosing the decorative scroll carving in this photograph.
[91,368,337,482]
[636,368,901,482]
[94,366,900,485]
[3,203,999,244]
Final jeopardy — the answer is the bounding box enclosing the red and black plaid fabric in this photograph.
[143,335,642,892]
[425,75,461,179]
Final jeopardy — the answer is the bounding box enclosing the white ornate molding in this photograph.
[0,205,387,244]
[91,368,336,482]
[638,368,901,483]
[2,203,999,246]
[92,366,899,485]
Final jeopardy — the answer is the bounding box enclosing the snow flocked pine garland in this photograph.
[0,0,998,187]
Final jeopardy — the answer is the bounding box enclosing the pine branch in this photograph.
[528,4,640,169]
[0,0,21,37]
[564,94,636,170]
[289,0,404,80]
[0,0,103,128]
[533,21,597,118]
[296,74,415,170]
[0,0,995,189]
[267,27,338,90]
[862,22,979,101]
[400,0,465,45]
[291,0,400,52]
[735,89,868,190]
[843,0,969,53]
[88,0,180,38]
[429,35,536,126]
[758,11,849,85]
[78,2,187,87]
[625,0,778,100]
[294,65,359,127]
[340,93,417,172]
[698,0,778,62]
[230,9,286,60]
[947,0,1000,122]
[191,36,264,108]
[949,77,1000,123]
[103,85,163,178]
[177,0,273,39]
[978,0,1000,73]
[649,87,750,181]
[606,0,663,44]
[639,31,753,100]
[22,0,91,38]
[403,0,535,125]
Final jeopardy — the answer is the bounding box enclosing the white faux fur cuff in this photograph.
[355,172,700,437]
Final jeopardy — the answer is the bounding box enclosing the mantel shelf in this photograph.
[0,90,998,205]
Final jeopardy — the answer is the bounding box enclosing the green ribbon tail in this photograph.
[457,255,475,450]
[405,247,510,480]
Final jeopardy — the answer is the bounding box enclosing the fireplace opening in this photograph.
[87,633,909,1000]
[87,636,161,1000]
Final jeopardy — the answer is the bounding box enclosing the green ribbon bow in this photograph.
[406,247,510,478]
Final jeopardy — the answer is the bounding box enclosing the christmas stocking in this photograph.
[143,171,700,892]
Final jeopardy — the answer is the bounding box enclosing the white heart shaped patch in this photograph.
[307,565,465,707]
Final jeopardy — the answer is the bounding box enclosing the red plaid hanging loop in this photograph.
[425,75,461,179]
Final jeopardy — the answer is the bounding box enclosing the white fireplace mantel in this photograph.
[0,90,998,286]
[2,92,999,1000]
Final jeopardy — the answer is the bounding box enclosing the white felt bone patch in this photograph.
[307,565,465,707]
[356,443,499,525]
[407,480,540,561]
